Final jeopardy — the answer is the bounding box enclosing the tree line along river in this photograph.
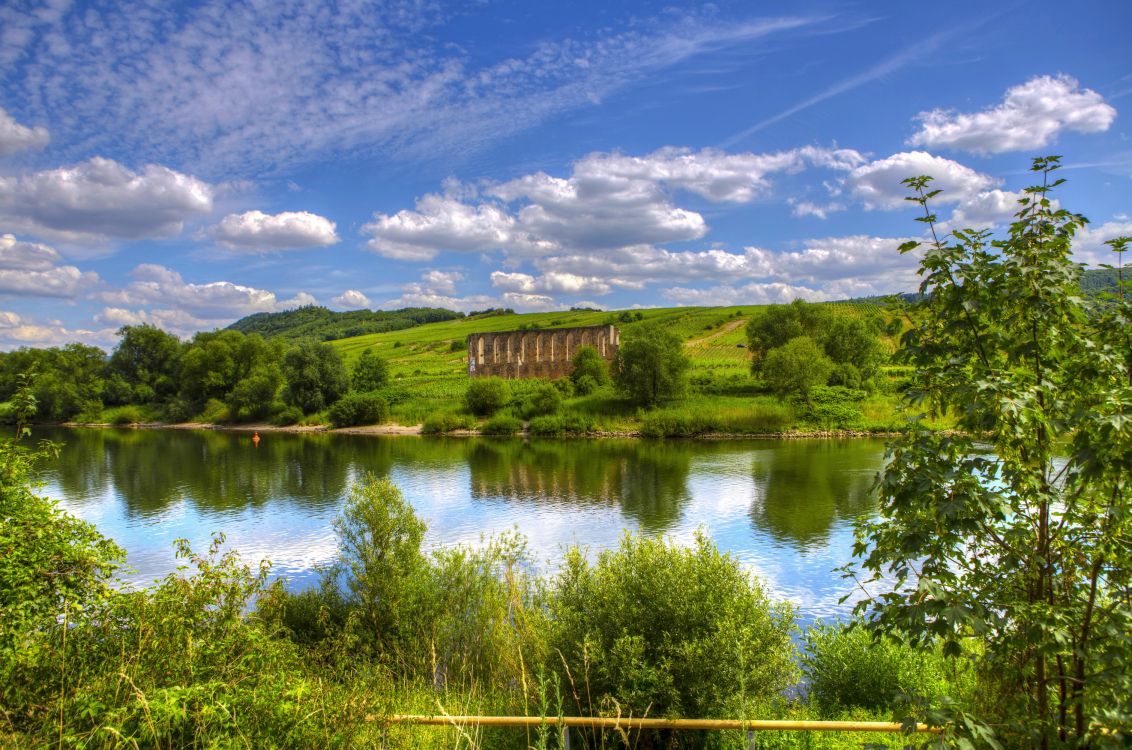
[34,426,887,625]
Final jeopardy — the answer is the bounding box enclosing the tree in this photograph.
[746,299,832,371]
[351,348,389,392]
[281,340,349,414]
[761,336,834,399]
[464,377,510,416]
[613,325,690,407]
[570,345,608,394]
[850,158,1132,748]
[107,325,183,404]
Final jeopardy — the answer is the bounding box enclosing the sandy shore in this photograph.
[60,420,903,440]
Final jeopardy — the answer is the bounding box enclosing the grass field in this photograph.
[327,302,926,433]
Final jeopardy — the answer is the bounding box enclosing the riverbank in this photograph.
[58,418,908,440]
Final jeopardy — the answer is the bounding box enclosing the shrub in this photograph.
[573,373,600,395]
[272,405,303,426]
[480,414,522,435]
[464,377,511,416]
[528,413,594,436]
[570,346,608,387]
[199,398,229,424]
[514,381,561,419]
[549,532,797,734]
[351,348,389,392]
[420,411,476,434]
[802,620,964,715]
[327,392,388,428]
[108,405,146,425]
[449,339,464,352]
[762,336,834,399]
[797,385,864,428]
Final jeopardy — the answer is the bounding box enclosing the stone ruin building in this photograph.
[466,324,619,379]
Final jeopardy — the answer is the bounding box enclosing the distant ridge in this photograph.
[226,305,463,341]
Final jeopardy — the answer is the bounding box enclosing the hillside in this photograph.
[328,301,897,426]
[226,305,463,342]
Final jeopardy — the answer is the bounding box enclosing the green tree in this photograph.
[107,324,183,404]
[570,345,608,394]
[613,325,690,407]
[280,339,349,414]
[351,348,389,392]
[464,376,511,416]
[760,336,833,399]
[549,532,796,741]
[746,299,832,370]
[850,158,1132,748]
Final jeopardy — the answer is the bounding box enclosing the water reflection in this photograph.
[750,440,878,548]
[33,427,888,620]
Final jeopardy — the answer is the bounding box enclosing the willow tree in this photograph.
[850,158,1131,748]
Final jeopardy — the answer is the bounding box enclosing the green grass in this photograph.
[325,304,928,434]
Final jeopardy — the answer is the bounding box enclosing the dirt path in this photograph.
[684,317,746,348]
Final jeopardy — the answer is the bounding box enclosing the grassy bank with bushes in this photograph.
[2,431,973,749]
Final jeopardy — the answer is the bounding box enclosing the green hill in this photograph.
[226,305,463,341]
[328,301,897,427]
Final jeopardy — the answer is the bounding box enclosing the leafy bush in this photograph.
[570,345,608,387]
[351,348,390,392]
[514,381,561,419]
[548,532,797,729]
[480,414,522,435]
[464,377,511,416]
[107,405,146,425]
[762,336,834,398]
[614,325,690,407]
[527,413,594,436]
[797,386,864,428]
[272,405,303,426]
[420,411,476,434]
[327,392,388,427]
[801,620,964,715]
[199,397,230,423]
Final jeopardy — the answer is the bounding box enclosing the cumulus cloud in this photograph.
[331,289,372,309]
[0,157,213,242]
[846,151,996,209]
[0,234,99,298]
[944,189,1027,230]
[0,310,115,350]
[364,145,864,261]
[100,265,315,330]
[663,282,829,306]
[1072,220,1132,266]
[383,270,556,312]
[0,108,49,155]
[363,195,525,261]
[908,75,1117,154]
[210,210,339,251]
[490,271,613,296]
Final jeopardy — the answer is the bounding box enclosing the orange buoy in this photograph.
[252,431,260,447]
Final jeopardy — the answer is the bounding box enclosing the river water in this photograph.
[34,427,888,624]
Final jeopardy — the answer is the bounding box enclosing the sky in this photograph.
[0,0,1130,350]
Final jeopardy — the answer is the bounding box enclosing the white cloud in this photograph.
[363,195,526,261]
[210,210,339,251]
[0,107,49,155]
[0,234,99,298]
[789,199,844,219]
[908,75,1118,154]
[1072,220,1132,266]
[0,310,115,350]
[663,282,829,306]
[846,151,996,210]
[944,189,1027,231]
[331,290,372,309]
[0,157,213,242]
[383,270,558,313]
[365,145,864,261]
[101,264,315,323]
[4,3,821,173]
[490,270,613,296]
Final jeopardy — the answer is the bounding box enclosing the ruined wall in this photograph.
[466,324,619,379]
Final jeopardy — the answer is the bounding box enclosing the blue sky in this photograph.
[0,0,1129,349]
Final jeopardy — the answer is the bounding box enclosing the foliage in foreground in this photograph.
[850,158,1132,748]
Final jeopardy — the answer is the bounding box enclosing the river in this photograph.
[34,427,888,624]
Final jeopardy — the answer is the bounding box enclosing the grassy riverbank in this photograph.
[2,438,974,750]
